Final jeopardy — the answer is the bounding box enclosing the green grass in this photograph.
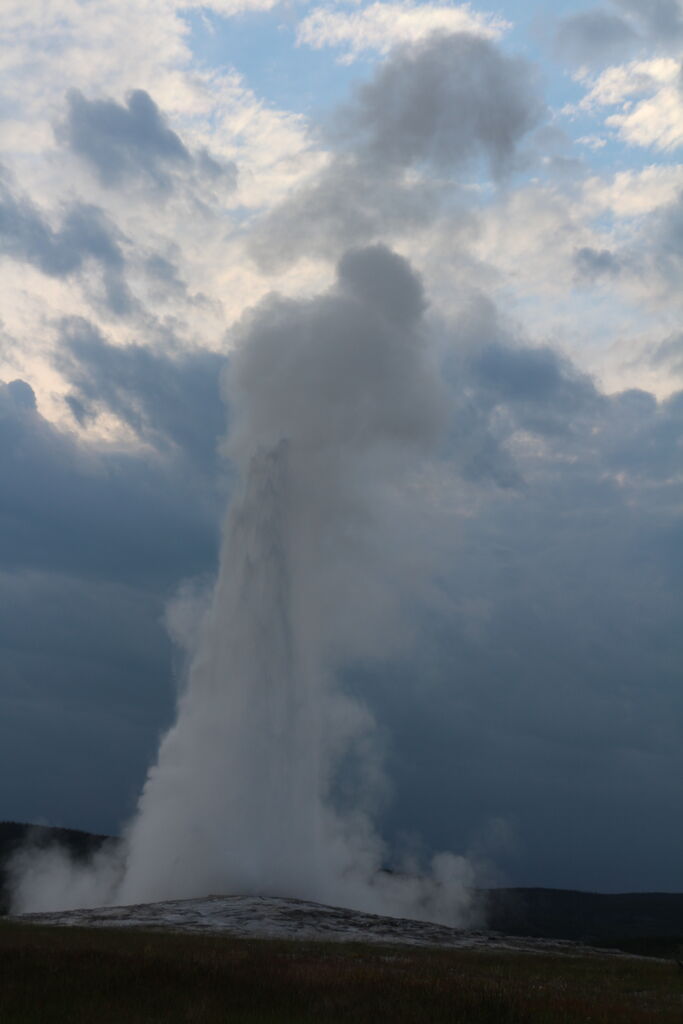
[0,919,680,1023]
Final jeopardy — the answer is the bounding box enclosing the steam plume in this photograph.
[11,245,475,924]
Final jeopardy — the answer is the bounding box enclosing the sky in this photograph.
[1,0,682,895]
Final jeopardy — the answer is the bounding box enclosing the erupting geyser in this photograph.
[11,246,475,924]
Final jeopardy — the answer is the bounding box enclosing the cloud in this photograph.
[582,164,683,217]
[375,462,683,888]
[574,245,623,280]
[562,183,683,304]
[0,180,118,277]
[577,57,680,108]
[188,0,278,11]
[651,332,683,375]
[326,289,683,891]
[648,188,683,287]
[0,174,132,314]
[570,55,683,152]
[605,71,683,151]
[469,340,601,434]
[374,368,683,891]
[436,295,605,482]
[612,0,683,42]
[555,0,683,69]
[297,1,509,63]
[56,317,226,465]
[555,10,639,68]
[0,362,220,584]
[63,88,190,191]
[0,569,174,836]
[0,326,227,838]
[61,89,236,194]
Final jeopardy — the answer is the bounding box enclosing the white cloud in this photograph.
[583,164,683,217]
[0,0,327,423]
[577,134,607,150]
[575,58,683,151]
[606,84,683,150]
[2,0,682,427]
[296,1,509,62]
[187,0,279,12]
[578,58,680,107]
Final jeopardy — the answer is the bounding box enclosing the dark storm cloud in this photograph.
[627,188,683,290]
[452,318,682,486]
[353,319,683,890]
[601,386,683,481]
[571,191,682,292]
[432,297,603,487]
[470,341,592,409]
[412,289,681,891]
[654,189,683,262]
[0,175,132,313]
[555,0,683,65]
[0,371,219,585]
[555,10,639,66]
[375,518,683,890]
[56,318,226,466]
[250,32,541,271]
[63,89,190,190]
[0,181,119,275]
[0,348,222,828]
[62,89,237,194]
[145,254,183,287]
[0,330,227,835]
[0,569,174,834]
[613,0,683,40]
[469,341,602,437]
[574,246,623,280]
[196,148,236,184]
[651,332,683,373]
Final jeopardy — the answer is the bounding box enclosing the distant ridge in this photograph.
[484,887,683,955]
[2,823,681,955]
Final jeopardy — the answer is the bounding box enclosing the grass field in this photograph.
[0,919,681,1023]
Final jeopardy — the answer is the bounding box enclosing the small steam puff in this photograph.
[11,246,476,925]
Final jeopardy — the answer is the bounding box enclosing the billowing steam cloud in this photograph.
[11,245,475,924]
